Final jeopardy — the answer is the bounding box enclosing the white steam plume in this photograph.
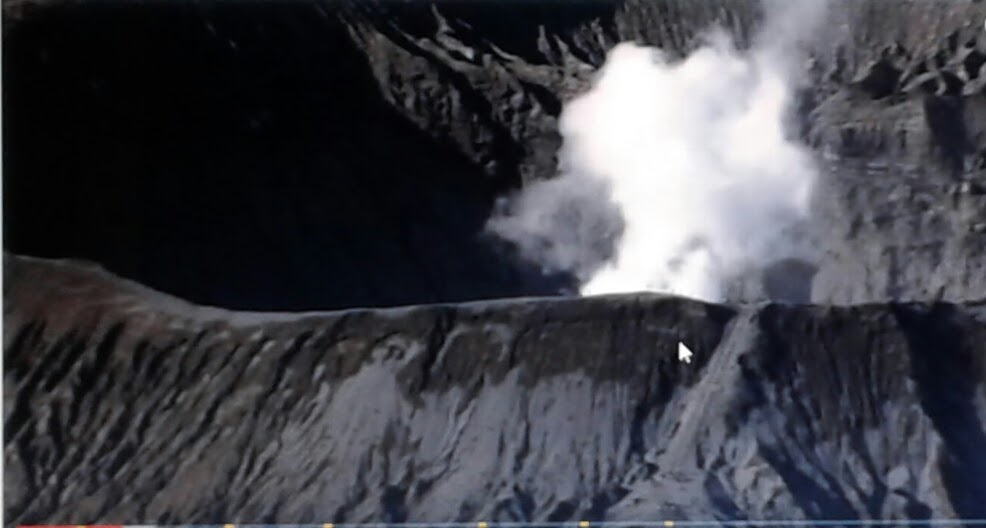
[488,0,828,302]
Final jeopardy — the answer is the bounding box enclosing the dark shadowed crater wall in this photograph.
[3,1,584,311]
[9,0,986,310]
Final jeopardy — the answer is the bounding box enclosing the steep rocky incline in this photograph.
[6,253,986,522]
[343,0,986,305]
[348,0,986,182]
[7,0,986,309]
[7,0,986,523]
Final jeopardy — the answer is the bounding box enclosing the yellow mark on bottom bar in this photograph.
[664,521,675,527]
[324,524,335,528]
[578,522,590,528]
[477,522,488,528]
[224,524,235,528]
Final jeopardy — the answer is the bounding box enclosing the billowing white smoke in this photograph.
[488,1,826,302]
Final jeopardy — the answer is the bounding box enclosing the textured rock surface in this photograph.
[5,253,986,522]
[8,0,986,524]
[7,0,986,308]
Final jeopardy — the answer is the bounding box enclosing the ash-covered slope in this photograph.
[7,0,986,524]
[6,253,986,522]
[6,0,986,309]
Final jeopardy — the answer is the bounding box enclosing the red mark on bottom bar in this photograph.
[20,525,123,528]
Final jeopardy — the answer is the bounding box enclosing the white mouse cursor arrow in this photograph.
[678,342,693,364]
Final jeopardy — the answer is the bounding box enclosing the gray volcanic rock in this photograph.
[8,0,986,524]
[5,253,986,522]
[344,0,986,305]
[6,0,986,308]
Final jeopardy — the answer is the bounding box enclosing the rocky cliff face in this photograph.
[5,253,986,522]
[7,0,986,309]
[6,0,986,524]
